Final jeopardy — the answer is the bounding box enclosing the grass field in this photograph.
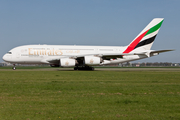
[0,68,180,119]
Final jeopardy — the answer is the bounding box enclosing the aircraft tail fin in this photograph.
[123,18,164,53]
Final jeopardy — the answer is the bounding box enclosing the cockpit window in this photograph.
[7,52,12,54]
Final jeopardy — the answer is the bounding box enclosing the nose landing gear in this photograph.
[12,64,16,70]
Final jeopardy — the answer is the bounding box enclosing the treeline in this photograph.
[126,62,179,67]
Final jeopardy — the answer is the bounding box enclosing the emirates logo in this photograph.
[65,61,69,66]
[90,59,94,64]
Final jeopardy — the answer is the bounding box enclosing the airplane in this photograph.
[2,18,173,70]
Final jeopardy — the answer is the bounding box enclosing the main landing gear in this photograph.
[12,64,16,70]
[74,66,94,71]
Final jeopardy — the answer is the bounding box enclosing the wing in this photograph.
[41,49,174,65]
[150,49,174,54]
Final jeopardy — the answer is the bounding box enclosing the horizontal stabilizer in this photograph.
[150,49,174,54]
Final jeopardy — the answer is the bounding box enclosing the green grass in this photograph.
[0,69,180,119]
[0,66,52,69]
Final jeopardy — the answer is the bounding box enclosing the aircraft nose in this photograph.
[2,54,7,61]
[2,54,10,62]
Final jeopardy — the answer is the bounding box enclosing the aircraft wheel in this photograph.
[74,67,78,70]
[85,67,94,71]
[12,64,16,70]
[75,66,94,71]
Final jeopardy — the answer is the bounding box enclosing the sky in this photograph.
[0,0,179,63]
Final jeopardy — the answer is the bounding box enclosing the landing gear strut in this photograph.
[74,66,94,71]
[12,64,16,70]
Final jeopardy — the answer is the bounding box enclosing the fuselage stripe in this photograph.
[145,20,163,37]
[134,35,157,49]
[123,30,149,53]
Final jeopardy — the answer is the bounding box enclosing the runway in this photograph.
[0,67,180,71]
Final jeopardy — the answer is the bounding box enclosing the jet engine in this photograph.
[60,58,76,67]
[84,56,102,66]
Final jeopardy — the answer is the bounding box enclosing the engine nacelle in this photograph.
[84,56,101,66]
[60,58,76,67]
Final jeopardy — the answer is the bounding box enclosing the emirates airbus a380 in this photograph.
[3,18,173,70]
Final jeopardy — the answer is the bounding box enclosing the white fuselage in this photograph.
[2,45,147,66]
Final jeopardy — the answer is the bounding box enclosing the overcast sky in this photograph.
[0,0,179,63]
